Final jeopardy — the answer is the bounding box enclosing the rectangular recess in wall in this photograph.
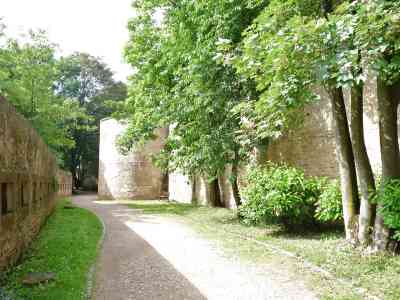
[1,183,9,215]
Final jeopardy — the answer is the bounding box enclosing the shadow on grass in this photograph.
[127,201,344,241]
[264,223,344,241]
[127,201,198,216]
[213,214,344,241]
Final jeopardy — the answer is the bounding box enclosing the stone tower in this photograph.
[98,118,167,200]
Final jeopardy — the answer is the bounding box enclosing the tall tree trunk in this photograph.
[190,175,197,205]
[350,84,376,245]
[322,0,360,244]
[374,78,400,250]
[209,177,223,207]
[328,86,360,243]
[231,150,242,208]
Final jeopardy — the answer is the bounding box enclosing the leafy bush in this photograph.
[315,180,343,222]
[239,163,320,227]
[377,179,400,241]
[239,163,343,228]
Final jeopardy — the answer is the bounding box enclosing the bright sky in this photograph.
[0,0,135,82]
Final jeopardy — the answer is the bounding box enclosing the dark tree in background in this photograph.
[56,53,127,189]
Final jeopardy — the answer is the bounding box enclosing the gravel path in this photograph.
[72,194,317,300]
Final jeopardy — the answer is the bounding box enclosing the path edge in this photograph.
[146,211,381,300]
[84,206,106,300]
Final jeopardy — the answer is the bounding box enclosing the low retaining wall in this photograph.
[0,96,68,272]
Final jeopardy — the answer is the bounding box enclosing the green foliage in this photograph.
[217,0,400,243]
[354,0,400,85]
[227,0,400,147]
[239,163,319,227]
[218,0,323,143]
[56,53,115,104]
[0,25,126,179]
[315,180,343,223]
[240,163,343,227]
[377,179,400,241]
[0,30,82,154]
[120,0,263,178]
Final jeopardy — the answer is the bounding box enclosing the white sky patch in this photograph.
[0,0,135,82]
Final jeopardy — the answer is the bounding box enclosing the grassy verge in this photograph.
[127,201,400,300]
[2,199,103,300]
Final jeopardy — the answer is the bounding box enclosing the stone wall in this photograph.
[266,90,338,178]
[0,96,64,272]
[168,75,386,209]
[169,171,239,209]
[266,76,383,177]
[168,171,193,203]
[56,169,73,197]
[98,118,167,200]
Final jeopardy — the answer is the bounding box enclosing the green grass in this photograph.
[127,200,400,300]
[2,199,103,300]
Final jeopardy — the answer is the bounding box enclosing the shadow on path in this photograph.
[72,194,206,300]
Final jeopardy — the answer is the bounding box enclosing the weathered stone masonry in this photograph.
[96,76,389,211]
[0,96,72,272]
[266,77,384,178]
[169,76,388,209]
[98,118,167,200]
[56,169,73,197]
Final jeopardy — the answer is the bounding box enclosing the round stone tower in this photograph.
[98,118,167,200]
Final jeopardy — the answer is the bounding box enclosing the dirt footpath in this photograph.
[72,195,317,300]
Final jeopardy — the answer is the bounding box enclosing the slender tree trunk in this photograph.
[322,0,361,244]
[30,79,36,115]
[350,84,376,245]
[328,86,360,243]
[374,78,400,250]
[190,175,197,205]
[231,152,242,208]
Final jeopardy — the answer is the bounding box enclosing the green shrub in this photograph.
[239,163,343,228]
[315,179,343,222]
[239,163,320,228]
[377,179,400,241]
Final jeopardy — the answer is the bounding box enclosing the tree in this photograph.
[229,0,400,248]
[354,0,400,250]
[230,0,363,242]
[316,0,362,244]
[121,0,264,207]
[0,29,84,162]
[56,53,127,188]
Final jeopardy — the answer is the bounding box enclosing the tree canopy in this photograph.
[0,26,127,187]
[120,0,267,205]
[0,30,85,158]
